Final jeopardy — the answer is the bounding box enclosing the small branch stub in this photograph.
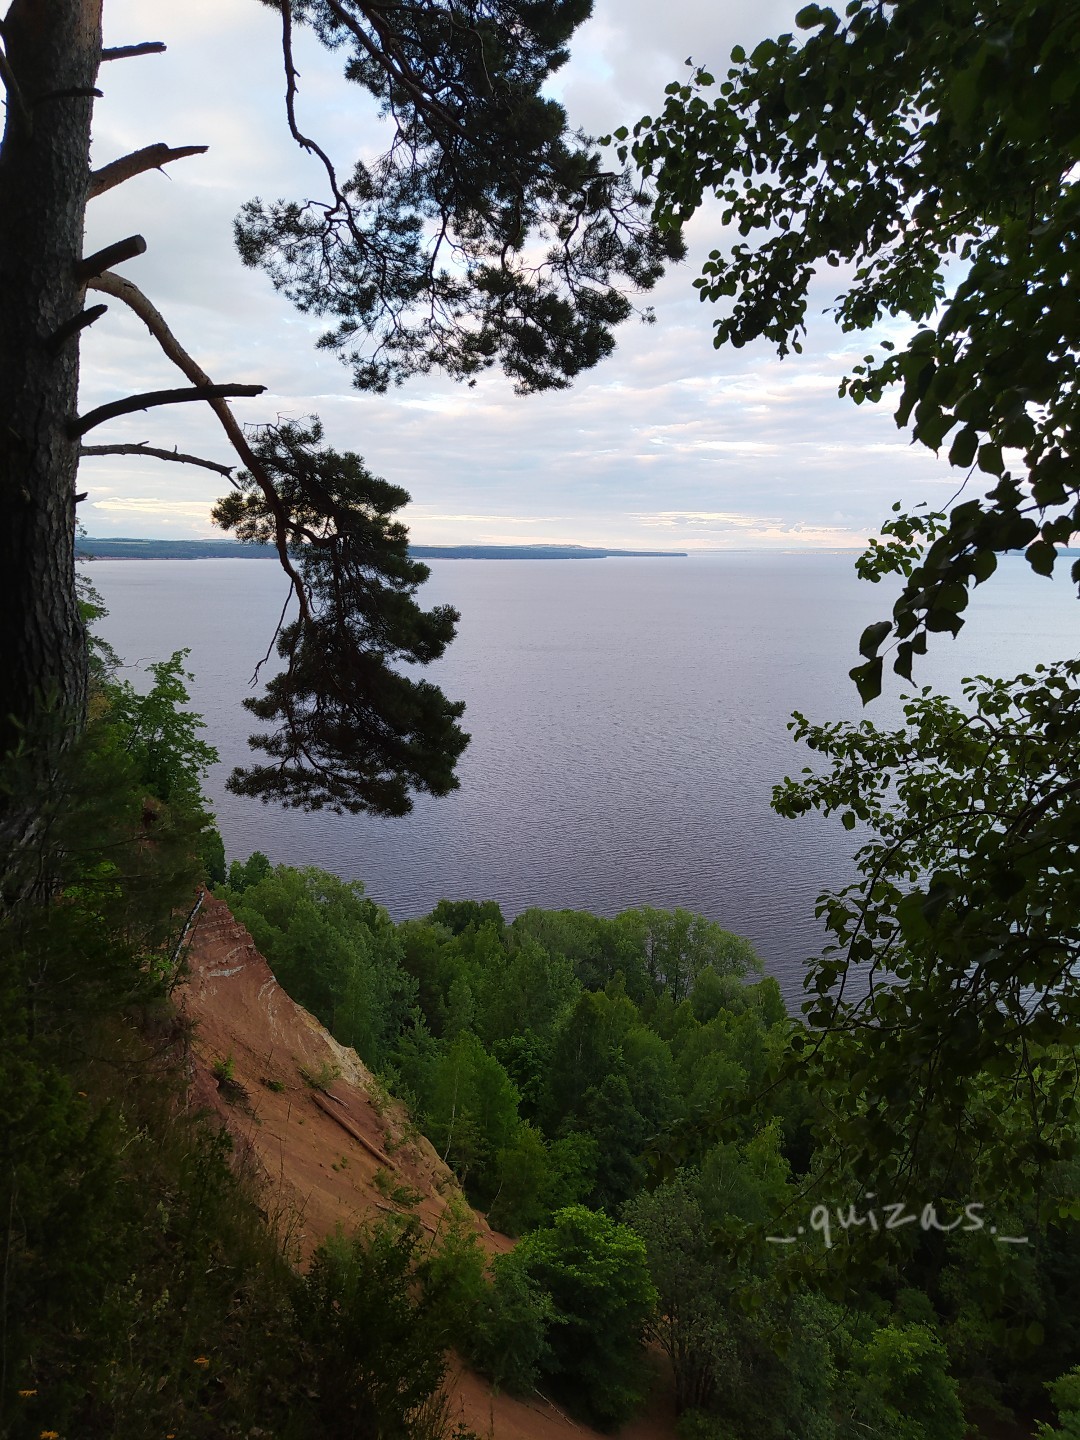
[33,86,103,104]
[75,235,147,282]
[71,383,267,438]
[101,42,167,61]
[46,303,108,350]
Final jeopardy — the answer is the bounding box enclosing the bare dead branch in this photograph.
[101,42,167,61]
[252,579,295,684]
[46,303,108,349]
[79,443,234,478]
[90,143,208,199]
[75,235,146,281]
[87,270,312,619]
[71,384,266,438]
[280,0,345,205]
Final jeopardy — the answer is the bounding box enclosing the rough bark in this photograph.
[0,0,103,857]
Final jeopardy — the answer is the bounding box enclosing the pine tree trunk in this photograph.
[0,0,102,861]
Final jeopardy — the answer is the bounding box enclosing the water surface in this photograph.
[88,552,1078,1002]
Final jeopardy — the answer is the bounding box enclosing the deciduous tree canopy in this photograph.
[772,661,1080,1200]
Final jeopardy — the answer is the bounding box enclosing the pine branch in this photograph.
[79,443,234,478]
[71,384,266,438]
[90,143,208,199]
[318,0,467,139]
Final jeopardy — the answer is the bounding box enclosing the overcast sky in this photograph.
[74,0,951,549]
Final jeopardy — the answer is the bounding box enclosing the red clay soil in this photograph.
[180,894,677,1440]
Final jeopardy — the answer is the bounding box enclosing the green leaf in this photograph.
[1026,540,1056,577]
[859,620,891,659]
[916,407,953,450]
[977,441,1004,476]
[850,657,883,703]
[948,426,979,469]
[895,891,930,942]
[990,867,1025,899]
[971,550,997,584]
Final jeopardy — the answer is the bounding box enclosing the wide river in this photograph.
[88,552,1078,1003]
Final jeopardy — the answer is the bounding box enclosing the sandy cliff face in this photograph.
[179,893,674,1440]
[179,892,502,1257]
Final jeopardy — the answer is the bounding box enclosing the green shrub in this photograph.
[469,1255,555,1396]
[0,635,472,1440]
[1038,1367,1080,1440]
[676,1412,741,1440]
[292,1219,461,1440]
[847,1323,965,1440]
[505,1205,657,1428]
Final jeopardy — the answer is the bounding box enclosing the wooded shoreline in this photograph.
[77,537,689,560]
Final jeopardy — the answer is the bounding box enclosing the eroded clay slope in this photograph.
[179,892,505,1257]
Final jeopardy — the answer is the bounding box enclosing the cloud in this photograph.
[628,509,869,548]
[633,511,777,527]
[414,513,570,525]
[76,0,955,547]
[88,497,215,519]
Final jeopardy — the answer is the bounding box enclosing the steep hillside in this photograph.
[180,894,676,1440]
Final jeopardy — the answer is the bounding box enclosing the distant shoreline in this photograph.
[76,538,689,561]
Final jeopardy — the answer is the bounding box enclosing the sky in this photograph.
[73,0,953,549]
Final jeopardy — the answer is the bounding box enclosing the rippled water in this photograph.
[87,552,1078,1002]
